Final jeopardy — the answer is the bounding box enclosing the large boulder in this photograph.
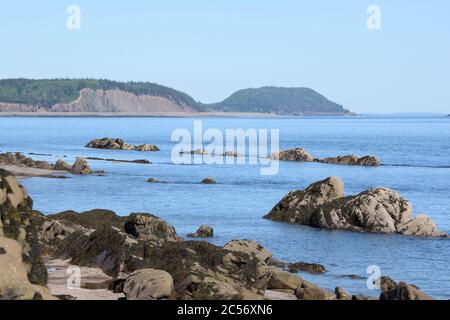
[267,268,303,290]
[124,213,180,244]
[0,237,55,300]
[271,148,314,162]
[264,176,447,237]
[123,269,174,300]
[54,159,73,172]
[379,277,433,300]
[317,155,381,166]
[71,157,92,175]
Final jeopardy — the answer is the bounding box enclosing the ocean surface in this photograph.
[1,115,449,299]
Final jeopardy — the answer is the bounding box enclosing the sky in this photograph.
[0,0,449,113]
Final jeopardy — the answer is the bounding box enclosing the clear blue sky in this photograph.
[0,0,449,113]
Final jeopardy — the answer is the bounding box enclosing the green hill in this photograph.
[0,78,203,111]
[208,86,350,115]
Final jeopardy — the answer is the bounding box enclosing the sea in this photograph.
[1,115,449,299]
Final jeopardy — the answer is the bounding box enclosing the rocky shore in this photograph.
[86,138,159,152]
[0,152,96,177]
[0,171,443,300]
[271,148,381,166]
[264,176,447,237]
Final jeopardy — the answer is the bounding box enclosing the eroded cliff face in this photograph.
[0,89,196,113]
[50,89,195,113]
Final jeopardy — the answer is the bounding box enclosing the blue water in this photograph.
[1,115,449,299]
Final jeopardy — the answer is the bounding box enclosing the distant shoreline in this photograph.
[0,111,354,118]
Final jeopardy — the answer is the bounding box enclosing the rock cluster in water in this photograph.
[0,152,93,175]
[264,176,447,237]
[85,138,159,152]
[270,148,381,166]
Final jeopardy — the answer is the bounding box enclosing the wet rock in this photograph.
[86,138,159,152]
[124,213,180,244]
[271,148,314,162]
[201,177,216,184]
[286,262,326,274]
[71,157,92,175]
[187,225,214,238]
[146,177,167,183]
[264,176,447,237]
[86,157,151,164]
[379,276,433,300]
[317,155,381,166]
[124,269,174,300]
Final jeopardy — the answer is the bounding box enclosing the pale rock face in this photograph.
[54,159,72,172]
[265,176,447,238]
[267,268,303,290]
[123,269,174,300]
[71,157,92,175]
[224,240,272,263]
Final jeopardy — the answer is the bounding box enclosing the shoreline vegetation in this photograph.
[0,79,352,116]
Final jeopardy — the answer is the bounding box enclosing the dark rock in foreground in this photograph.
[380,276,433,300]
[86,138,159,152]
[264,176,447,237]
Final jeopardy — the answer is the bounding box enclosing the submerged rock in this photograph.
[264,176,447,237]
[201,177,217,184]
[85,138,159,152]
[271,148,314,162]
[187,225,214,238]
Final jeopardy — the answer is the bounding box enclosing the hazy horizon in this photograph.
[1,1,449,113]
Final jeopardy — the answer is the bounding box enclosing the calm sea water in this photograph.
[1,115,449,299]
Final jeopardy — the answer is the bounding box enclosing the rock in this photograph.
[0,236,55,300]
[85,138,159,152]
[352,294,377,300]
[48,209,124,230]
[271,148,314,162]
[0,152,53,170]
[317,155,381,166]
[135,144,160,152]
[123,269,174,300]
[0,170,48,286]
[201,177,216,184]
[124,213,180,244]
[295,286,335,300]
[54,159,72,172]
[86,157,151,164]
[268,268,302,290]
[42,220,75,242]
[286,262,326,274]
[379,276,433,300]
[264,176,447,237]
[187,225,214,238]
[180,148,209,155]
[223,151,242,157]
[264,289,297,300]
[71,157,92,175]
[335,287,350,300]
[109,272,129,293]
[146,178,167,183]
[138,241,271,299]
[224,240,272,263]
